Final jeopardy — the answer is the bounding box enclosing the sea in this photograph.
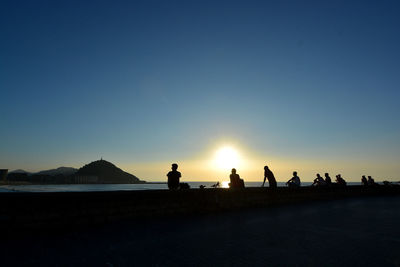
[0,181,362,192]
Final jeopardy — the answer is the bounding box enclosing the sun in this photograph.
[214,146,240,171]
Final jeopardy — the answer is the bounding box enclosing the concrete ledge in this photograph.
[1,186,399,229]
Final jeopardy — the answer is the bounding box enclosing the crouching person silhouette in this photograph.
[167,163,181,190]
[229,168,245,189]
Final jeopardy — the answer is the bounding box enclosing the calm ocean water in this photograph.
[0,181,362,192]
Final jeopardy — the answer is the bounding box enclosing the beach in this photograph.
[1,195,399,266]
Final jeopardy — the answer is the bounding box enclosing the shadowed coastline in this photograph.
[3,159,145,184]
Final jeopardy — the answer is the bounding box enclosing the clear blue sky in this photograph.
[1,0,400,181]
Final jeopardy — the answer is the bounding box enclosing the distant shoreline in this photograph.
[0,181,162,185]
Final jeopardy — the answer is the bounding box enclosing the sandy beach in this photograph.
[1,195,399,266]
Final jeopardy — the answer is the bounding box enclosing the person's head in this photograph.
[325,173,329,177]
[231,168,236,174]
[362,175,366,179]
[368,176,372,179]
[316,173,321,178]
[171,163,178,171]
[264,165,269,170]
[293,171,297,176]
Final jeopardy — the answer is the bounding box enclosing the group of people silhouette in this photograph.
[361,175,378,186]
[166,163,379,190]
[310,173,347,187]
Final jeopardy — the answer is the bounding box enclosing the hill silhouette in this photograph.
[35,167,77,176]
[76,159,143,184]
[9,169,31,174]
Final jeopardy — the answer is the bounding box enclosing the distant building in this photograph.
[7,172,28,182]
[0,169,8,182]
[74,175,99,184]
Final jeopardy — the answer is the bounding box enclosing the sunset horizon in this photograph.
[2,1,400,266]
[3,1,400,185]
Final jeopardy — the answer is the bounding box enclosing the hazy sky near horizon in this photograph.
[1,0,400,182]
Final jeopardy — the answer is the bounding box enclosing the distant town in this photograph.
[0,159,145,184]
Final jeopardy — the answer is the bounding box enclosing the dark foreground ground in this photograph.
[2,195,400,267]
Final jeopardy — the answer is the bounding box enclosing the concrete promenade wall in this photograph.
[1,186,399,229]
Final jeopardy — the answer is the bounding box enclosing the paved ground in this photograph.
[2,196,400,266]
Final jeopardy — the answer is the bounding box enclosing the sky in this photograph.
[1,0,400,182]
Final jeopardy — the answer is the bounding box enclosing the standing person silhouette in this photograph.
[167,163,181,190]
[262,165,277,188]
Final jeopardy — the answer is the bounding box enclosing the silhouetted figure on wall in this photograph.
[287,171,301,188]
[325,173,332,186]
[262,165,277,188]
[368,176,377,186]
[167,163,181,190]
[335,174,347,186]
[229,168,245,189]
[312,173,327,187]
[361,175,368,186]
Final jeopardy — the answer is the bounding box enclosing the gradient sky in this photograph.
[1,0,400,182]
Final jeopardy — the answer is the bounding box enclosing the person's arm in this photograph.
[262,176,266,187]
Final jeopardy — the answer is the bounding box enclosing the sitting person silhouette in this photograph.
[335,174,347,186]
[361,175,368,186]
[325,173,332,186]
[167,163,181,190]
[287,171,301,188]
[262,165,277,189]
[367,176,377,186]
[229,168,245,189]
[312,173,327,187]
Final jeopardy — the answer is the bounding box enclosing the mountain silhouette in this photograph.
[9,169,31,174]
[75,159,143,184]
[35,167,77,176]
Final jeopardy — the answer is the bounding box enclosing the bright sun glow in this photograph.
[214,146,240,171]
[221,181,230,188]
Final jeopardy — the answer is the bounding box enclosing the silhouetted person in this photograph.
[167,163,181,190]
[368,176,377,186]
[335,174,347,187]
[262,165,277,188]
[287,171,301,188]
[325,173,332,186]
[361,175,368,186]
[312,173,326,187]
[229,168,244,189]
